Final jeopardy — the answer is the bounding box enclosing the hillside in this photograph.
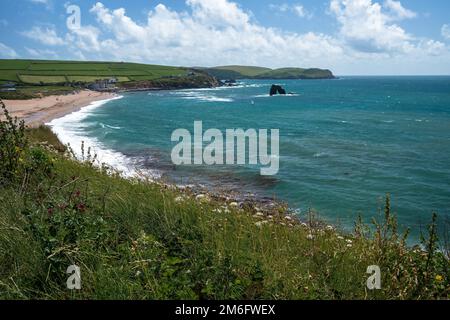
[0,59,219,99]
[204,65,335,80]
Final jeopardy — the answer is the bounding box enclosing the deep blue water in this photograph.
[50,77,450,241]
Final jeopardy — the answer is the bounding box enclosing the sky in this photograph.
[0,0,450,75]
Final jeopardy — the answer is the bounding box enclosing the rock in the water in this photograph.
[270,85,287,96]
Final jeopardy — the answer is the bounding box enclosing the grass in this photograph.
[0,59,191,86]
[0,102,448,300]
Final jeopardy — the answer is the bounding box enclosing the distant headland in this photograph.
[201,65,336,80]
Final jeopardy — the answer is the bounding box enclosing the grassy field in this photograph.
[205,65,335,80]
[0,59,218,99]
[0,59,190,85]
[0,102,448,300]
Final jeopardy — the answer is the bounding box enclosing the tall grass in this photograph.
[0,101,448,300]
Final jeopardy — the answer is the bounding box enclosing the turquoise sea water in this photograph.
[49,77,450,241]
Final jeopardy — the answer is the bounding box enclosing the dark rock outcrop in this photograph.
[270,85,286,96]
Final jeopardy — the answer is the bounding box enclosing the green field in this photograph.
[205,65,335,79]
[0,59,190,85]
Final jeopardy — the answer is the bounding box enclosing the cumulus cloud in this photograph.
[74,1,340,67]
[0,42,18,58]
[383,0,416,20]
[21,26,65,46]
[329,0,414,53]
[442,24,450,40]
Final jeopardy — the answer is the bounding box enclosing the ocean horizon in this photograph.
[47,76,450,242]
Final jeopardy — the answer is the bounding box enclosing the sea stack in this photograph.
[270,85,287,96]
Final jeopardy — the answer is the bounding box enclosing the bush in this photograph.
[0,100,27,186]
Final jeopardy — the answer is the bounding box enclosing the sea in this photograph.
[48,76,450,242]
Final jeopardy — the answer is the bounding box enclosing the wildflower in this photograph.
[229,202,239,207]
[255,221,267,228]
[174,196,184,203]
[435,275,443,282]
[76,203,86,212]
[346,239,353,244]
[306,234,314,240]
[326,225,334,231]
[337,236,344,240]
[196,194,209,202]
[346,244,352,248]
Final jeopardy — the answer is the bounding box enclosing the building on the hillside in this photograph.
[87,78,117,91]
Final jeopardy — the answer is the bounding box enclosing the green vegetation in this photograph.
[0,102,448,300]
[205,65,335,80]
[0,59,218,100]
[0,59,189,85]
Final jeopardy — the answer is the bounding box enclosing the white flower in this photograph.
[255,212,264,217]
[255,221,268,228]
[196,194,209,202]
[285,216,293,221]
[229,202,239,207]
[337,236,344,240]
[301,222,308,227]
[174,196,184,203]
[346,239,353,244]
[326,225,334,231]
[306,234,314,240]
[346,244,353,248]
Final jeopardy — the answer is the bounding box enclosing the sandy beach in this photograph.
[1,90,116,127]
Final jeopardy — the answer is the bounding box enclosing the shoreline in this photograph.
[1,90,117,128]
[21,90,299,225]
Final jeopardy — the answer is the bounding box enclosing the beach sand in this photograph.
[1,90,116,127]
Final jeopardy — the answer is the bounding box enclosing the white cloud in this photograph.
[25,47,58,59]
[329,0,414,53]
[269,3,313,19]
[28,0,52,10]
[442,24,450,40]
[78,1,339,67]
[383,0,416,20]
[0,43,18,58]
[21,26,65,46]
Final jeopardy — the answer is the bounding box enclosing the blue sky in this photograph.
[1,0,450,75]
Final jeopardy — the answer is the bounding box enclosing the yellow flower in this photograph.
[435,275,443,282]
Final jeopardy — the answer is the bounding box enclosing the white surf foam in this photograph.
[46,95,161,179]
